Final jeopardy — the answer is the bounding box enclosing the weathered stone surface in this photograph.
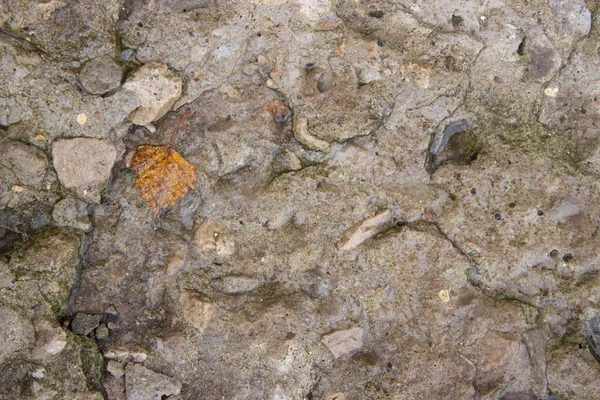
[0,141,48,187]
[321,327,364,358]
[79,55,123,95]
[0,307,35,364]
[10,228,81,316]
[125,363,182,400]
[547,349,600,399]
[52,138,117,203]
[122,62,182,126]
[52,197,92,231]
[4,0,600,397]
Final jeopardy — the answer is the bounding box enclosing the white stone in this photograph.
[122,62,182,126]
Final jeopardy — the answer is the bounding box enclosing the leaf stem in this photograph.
[169,105,191,147]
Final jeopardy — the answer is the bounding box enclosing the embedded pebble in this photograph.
[125,363,182,400]
[317,72,333,92]
[79,55,123,95]
[122,62,183,126]
[104,347,148,363]
[322,327,365,358]
[338,210,392,250]
[52,138,117,203]
[293,115,330,151]
[193,220,235,256]
[96,323,109,339]
[430,119,473,155]
[107,360,125,378]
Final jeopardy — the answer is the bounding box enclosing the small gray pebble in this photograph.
[121,49,135,62]
[317,72,332,92]
[79,55,123,95]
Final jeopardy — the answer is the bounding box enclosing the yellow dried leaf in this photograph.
[130,107,197,217]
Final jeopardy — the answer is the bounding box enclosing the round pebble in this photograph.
[317,72,333,92]
[79,55,123,95]
[121,49,135,62]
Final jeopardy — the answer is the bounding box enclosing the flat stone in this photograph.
[31,319,67,361]
[0,307,35,364]
[125,363,182,400]
[52,138,117,203]
[122,62,182,126]
[211,275,260,294]
[322,327,364,358]
[0,141,48,187]
[52,197,92,232]
[179,290,213,333]
[71,313,101,336]
[79,55,123,95]
[338,210,392,250]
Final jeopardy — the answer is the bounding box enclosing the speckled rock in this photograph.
[210,275,261,294]
[0,141,48,187]
[0,307,35,364]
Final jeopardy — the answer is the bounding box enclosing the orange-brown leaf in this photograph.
[130,144,197,216]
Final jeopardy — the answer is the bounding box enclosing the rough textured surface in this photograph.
[2,0,600,398]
